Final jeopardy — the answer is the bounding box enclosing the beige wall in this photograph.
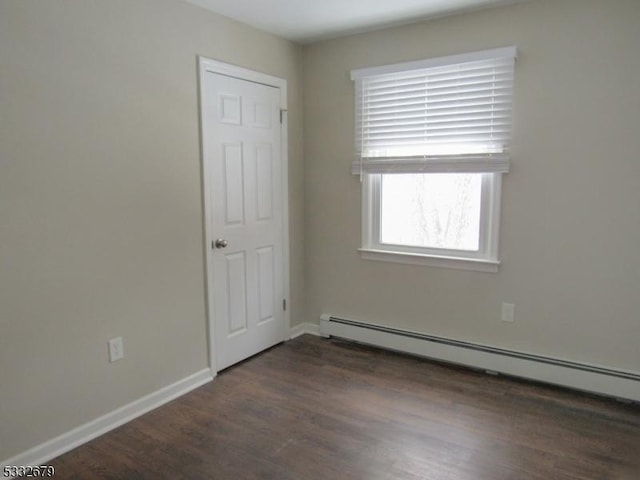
[0,0,303,460]
[3,0,640,464]
[303,0,640,370]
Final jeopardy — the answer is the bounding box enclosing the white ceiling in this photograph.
[183,0,528,44]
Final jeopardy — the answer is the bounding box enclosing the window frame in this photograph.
[353,47,516,273]
[360,172,502,273]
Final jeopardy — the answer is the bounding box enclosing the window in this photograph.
[352,47,516,272]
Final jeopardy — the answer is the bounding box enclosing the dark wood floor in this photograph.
[51,335,640,479]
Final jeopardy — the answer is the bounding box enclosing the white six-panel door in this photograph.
[201,66,285,371]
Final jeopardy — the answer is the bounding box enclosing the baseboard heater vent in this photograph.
[319,314,640,403]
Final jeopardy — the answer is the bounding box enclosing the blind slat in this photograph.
[362,96,513,113]
[362,114,512,129]
[364,74,514,96]
[363,91,513,108]
[363,123,512,136]
[351,155,511,174]
[361,102,511,114]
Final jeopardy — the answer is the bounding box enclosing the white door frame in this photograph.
[198,56,290,375]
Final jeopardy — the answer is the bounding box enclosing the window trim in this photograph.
[360,172,502,273]
[353,46,516,272]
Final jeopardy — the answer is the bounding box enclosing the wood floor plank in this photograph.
[49,335,640,479]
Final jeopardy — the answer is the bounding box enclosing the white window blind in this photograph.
[351,46,516,175]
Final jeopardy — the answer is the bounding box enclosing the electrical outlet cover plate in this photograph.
[502,303,515,323]
[108,337,124,362]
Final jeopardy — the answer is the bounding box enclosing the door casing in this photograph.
[198,57,290,375]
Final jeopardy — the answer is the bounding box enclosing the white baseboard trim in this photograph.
[1,368,214,470]
[320,314,640,403]
[289,322,322,339]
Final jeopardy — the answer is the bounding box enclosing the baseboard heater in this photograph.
[319,314,640,403]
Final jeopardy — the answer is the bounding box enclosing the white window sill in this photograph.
[358,248,500,273]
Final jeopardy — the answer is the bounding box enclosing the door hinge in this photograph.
[280,109,287,124]
[283,299,287,311]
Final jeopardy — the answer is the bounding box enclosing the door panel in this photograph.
[256,246,275,324]
[225,252,248,336]
[222,143,244,225]
[203,71,284,371]
[256,144,273,221]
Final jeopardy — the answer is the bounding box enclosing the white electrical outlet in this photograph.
[108,337,124,362]
[502,303,515,323]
